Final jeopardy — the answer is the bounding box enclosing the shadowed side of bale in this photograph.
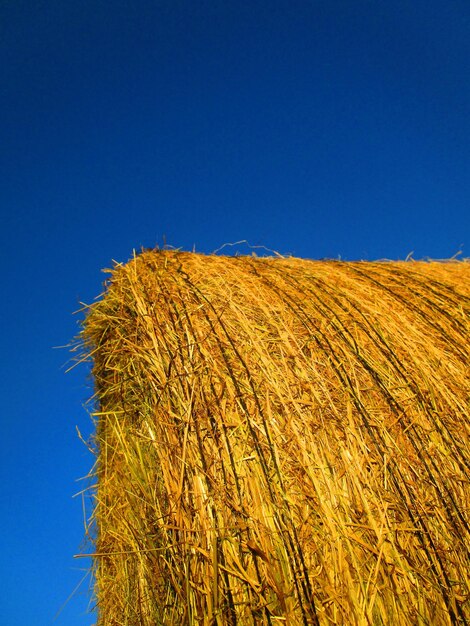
[82,251,470,626]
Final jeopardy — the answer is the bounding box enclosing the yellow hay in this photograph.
[81,251,469,625]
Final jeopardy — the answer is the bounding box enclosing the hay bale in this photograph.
[81,251,469,625]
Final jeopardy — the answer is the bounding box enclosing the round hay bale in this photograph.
[81,251,470,626]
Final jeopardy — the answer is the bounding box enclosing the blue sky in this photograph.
[1,1,469,624]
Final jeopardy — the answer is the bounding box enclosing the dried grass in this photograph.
[80,251,470,625]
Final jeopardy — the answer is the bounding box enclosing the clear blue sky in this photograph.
[1,1,468,624]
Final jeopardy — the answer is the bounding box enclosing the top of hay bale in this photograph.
[82,250,470,626]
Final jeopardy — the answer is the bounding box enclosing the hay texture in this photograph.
[82,251,469,626]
